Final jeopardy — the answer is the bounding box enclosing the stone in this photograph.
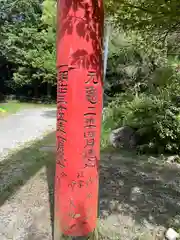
[130,186,142,201]
[165,228,179,240]
[153,226,166,240]
[109,126,139,149]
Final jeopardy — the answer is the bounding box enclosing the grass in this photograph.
[100,121,112,151]
[0,100,56,117]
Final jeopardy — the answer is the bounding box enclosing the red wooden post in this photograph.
[55,0,104,237]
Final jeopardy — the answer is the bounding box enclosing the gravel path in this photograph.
[0,167,52,240]
[0,108,56,160]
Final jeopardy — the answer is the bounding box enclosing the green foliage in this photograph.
[105,0,180,36]
[0,0,56,92]
[102,17,180,154]
[41,0,56,27]
[105,31,167,97]
[11,27,56,87]
[1,0,180,155]
[104,67,180,153]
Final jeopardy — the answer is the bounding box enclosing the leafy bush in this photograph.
[102,30,180,154]
[103,82,180,153]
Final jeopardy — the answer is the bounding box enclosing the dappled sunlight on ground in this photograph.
[0,134,179,239]
[0,132,55,240]
[99,150,180,239]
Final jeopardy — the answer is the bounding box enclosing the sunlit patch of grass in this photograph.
[0,100,56,117]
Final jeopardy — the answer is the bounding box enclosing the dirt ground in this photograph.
[0,134,180,240]
[99,151,180,239]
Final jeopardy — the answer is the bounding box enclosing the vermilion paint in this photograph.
[55,0,104,236]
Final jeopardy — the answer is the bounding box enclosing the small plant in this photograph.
[0,107,7,113]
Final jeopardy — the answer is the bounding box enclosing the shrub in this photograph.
[103,90,180,154]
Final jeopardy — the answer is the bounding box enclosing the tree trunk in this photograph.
[33,82,38,99]
[47,82,52,98]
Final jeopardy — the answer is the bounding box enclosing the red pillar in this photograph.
[55,0,104,236]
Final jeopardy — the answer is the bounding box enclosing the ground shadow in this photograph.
[1,133,180,238]
[99,150,180,229]
[0,132,55,207]
[0,132,56,240]
[46,153,56,239]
